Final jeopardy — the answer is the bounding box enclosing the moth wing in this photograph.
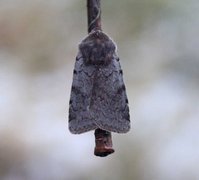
[68,52,97,134]
[90,55,130,133]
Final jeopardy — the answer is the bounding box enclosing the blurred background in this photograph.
[0,0,199,179]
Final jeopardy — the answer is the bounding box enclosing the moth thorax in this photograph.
[88,46,113,65]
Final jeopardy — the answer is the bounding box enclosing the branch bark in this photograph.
[87,0,102,33]
[87,0,115,157]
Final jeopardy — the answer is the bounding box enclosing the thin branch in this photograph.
[87,0,115,157]
[87,0,102,33]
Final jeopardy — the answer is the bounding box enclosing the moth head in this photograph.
[79,30,116,65]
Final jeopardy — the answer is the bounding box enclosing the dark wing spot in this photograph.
[72,86,81,94]
[117,84,126,94]
[68,112,75,122]
[119,70,123,75]
[125,113,130,121]
[73,70,77,74]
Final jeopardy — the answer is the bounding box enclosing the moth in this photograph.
[69,30,130,135]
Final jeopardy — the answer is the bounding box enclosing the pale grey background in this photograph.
[0,0,199,179]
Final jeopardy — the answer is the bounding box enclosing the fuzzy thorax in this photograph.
[79,30,116,65]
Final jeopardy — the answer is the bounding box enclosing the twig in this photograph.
[87,0,115,157]
[87,0,101,33]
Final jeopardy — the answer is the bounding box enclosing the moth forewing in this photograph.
[69,30,130,134]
